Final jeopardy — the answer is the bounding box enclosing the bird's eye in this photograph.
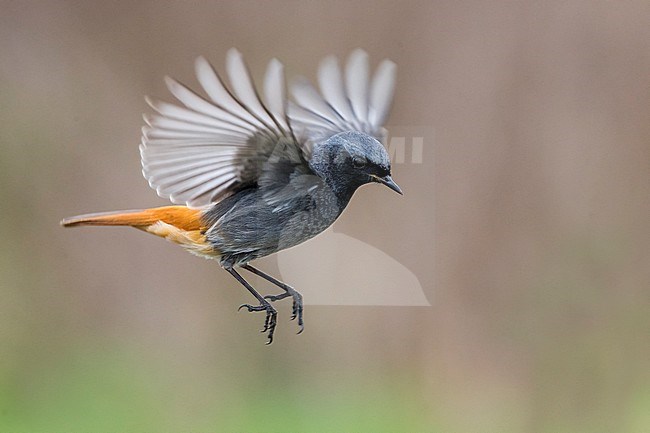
[352,157,366,169]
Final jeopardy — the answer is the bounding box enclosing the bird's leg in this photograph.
[226,267,277,344]
[242,264,304,334]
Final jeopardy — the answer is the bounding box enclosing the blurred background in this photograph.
[1,1,649,432]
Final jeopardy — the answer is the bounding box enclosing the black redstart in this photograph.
[62,49,402,343]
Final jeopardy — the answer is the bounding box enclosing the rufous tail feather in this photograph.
[60,206,205,231]
[61,206,216,258]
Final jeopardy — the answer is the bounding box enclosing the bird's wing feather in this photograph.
[141,49,308,208]
[288,49,397,149]
[141,49,396,208]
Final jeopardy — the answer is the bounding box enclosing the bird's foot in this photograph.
[238,301,277,344]
[264,288,304,334]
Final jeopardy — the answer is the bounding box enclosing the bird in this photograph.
[61,48,402,343]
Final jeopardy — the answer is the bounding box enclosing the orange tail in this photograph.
[61,206,216,257]
[60,206,205,231]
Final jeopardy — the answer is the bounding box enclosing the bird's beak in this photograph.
[371,174,403,195]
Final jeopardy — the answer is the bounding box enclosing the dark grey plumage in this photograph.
[138,49,402,343]
[205,130,394,268]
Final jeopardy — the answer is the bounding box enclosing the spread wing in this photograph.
[140,49,397,208]
[141,49,307,208]
[288,49,397,151]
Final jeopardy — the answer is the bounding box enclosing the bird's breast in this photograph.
[205,185,346,265]
[273,189,342,251]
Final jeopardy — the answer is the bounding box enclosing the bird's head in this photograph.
[310,131,402,198]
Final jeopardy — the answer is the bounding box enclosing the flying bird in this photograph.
[61,49,402,343]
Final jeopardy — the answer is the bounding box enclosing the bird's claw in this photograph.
[238,302,277,344]
[264,289,304,334]
[292,293,304,334]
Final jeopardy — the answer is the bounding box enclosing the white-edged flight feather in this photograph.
[140,48,397,208]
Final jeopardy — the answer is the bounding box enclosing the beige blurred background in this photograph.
[1,1,648,432]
